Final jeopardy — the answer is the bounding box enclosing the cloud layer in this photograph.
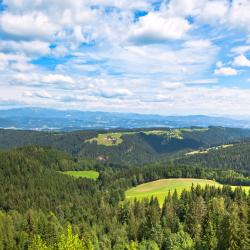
[0,0,250,116]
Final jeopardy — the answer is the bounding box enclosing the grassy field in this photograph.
[185,144,234,156]
[126,178,250,206]
[144,129,183,139]
[85,129,184,146]
[62,170,99,180]
[85,128,215,147]
[85,132,134,146]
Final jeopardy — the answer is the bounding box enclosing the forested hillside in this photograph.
[175,140,250,174]
[0,146,249,249]
[1,126,250,165]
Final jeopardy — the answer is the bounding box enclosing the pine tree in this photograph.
[201,212,218,250]
[29,235,51,250]
[57,225,85,250]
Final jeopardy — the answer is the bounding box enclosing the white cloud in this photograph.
[216,61,224,68]
[128,13,191,44]
[0,40,50,57]
[95,88,132,98]
[0,12,58,40]
[42,74,75,85]
[161,82,184,90]
[30,90,54,99]
[168,0,250,33]
[228,0,250,32]
[199,0,229,24]
[0,0,250,116]
[233,55,250,67]
[184,78,218,85]
[12,73,75,86]
[0,53,31,72]
[11,85,250,116]
[231,45,250,55]
[214,67,238,76]
[183,39,212,49]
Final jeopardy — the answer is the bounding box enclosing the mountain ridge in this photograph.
[0,107,249,130]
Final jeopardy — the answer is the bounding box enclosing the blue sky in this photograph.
[0,0,250,116]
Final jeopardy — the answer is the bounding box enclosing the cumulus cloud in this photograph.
[231,45,250,55]
[0,40,50,57]
[0,0,250,116]
[95,88,132,99]
[12,73,75,86]
[0,53,32,72]
[128,13,191,44]
[0,12,58,40]
[233,55,250,67]
[199,0,229,24]
[16,85,250,116]
[30,90,54,99]
[214,67,238,76]
[168,0,250,32]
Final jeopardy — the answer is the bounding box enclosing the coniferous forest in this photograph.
[0,127,250,250]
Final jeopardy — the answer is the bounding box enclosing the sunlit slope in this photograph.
[62,170,99,180]
[126,178,250,206]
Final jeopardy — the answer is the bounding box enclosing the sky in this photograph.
[0,0,250,116]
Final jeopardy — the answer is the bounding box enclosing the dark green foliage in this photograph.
[0,144,249,249]
[1,126,250,165]
[176,140,250,174]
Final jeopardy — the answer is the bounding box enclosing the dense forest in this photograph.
[175,140,250,175]
[0,144,249,249]
[1,126,250,165]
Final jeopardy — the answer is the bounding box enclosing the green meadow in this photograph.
[185,144,234,156]
[85,132,133,146]
[85,129,184,146]
[126,178,250,206]
[62,170,99,180]
[85,128,212,147]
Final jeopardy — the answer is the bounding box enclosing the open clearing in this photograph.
[126,178,250,206]
[62,170,99,180]
[85,128,204,146]
[185,144,234,156]
[85,132,134,146]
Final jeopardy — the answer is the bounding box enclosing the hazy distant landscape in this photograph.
[1,108,250,130]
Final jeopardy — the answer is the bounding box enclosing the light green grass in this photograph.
[85,128,212,147]
[185,150,209,156]
[86,129,184,146]
[85,132,135,146]
[144,129,183,139]
[62,170,99,180]
[185,144,234,156]
[126,178,250,206]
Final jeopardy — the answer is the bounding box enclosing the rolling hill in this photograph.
[1,126,250,165]
[175,139,250,174]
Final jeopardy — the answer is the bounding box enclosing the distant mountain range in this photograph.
[0,108,249,130]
